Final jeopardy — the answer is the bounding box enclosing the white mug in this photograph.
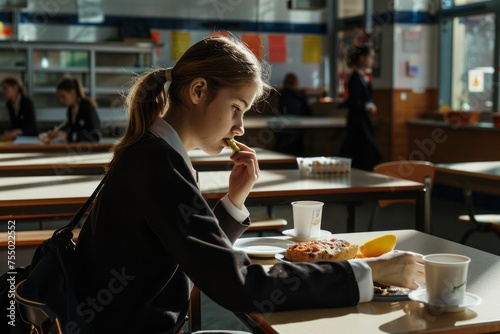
[423,253,470,307]
[291,201,324,237]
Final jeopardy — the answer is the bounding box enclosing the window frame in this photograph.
[439,1,500,111]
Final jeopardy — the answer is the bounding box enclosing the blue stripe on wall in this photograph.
[2,12,326,34]
[395,11,437,24]
[0,9,436,35]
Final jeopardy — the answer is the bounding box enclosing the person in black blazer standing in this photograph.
[1,77,38,139]
[45,77,101,143]
[338,44,381,171]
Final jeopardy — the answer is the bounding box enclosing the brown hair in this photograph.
[346,44,373,68]
[283,73,299,90]
[109,34,271,169]
[1,77,27,97]
[56,77,97,108]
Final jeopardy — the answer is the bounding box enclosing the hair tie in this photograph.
[165,67,173,82]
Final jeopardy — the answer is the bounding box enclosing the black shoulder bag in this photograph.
[1,174,107,334]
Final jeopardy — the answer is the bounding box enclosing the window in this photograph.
[338,0,364,18]
[440,2,500,112]
[454,0,489,6]
[451,13,495,111]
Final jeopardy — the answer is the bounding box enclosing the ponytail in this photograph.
[109,68,169,169]
[346,44,372,69]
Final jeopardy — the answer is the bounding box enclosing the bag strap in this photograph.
[65,173,108,232]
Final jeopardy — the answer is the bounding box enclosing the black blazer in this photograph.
[65,99,101,142]
[6,96,38,136]
[339,71,381,170]
[75,132,359,333]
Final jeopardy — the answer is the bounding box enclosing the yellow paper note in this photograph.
[303,35,322,63]
[171,31,191,61]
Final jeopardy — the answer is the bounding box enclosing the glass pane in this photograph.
[454,0,488,6]
[338,0,364,18]
[95,52,151,68]
[451,13,495,111]
[33,50,89,68]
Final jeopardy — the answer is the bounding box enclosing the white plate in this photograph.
[275,251,290,263]
[233,237,295,258]
[282,229,332,241]
[408,289,482,313]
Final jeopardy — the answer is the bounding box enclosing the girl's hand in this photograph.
[227,140,260,209]
[364,250,425,289]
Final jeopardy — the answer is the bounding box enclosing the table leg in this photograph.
[347,203,355,232]
[415,188,425,232]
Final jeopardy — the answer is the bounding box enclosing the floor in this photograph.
[196,194,500,331]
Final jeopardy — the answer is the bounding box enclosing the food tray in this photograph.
[297,156,351,177]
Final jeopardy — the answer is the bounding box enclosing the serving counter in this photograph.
[407,119,500,163]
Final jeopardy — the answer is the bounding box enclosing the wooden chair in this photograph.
[458,186,500,244]
[15,280,63,334]
[247,205,288,236]
[368,160,435,233]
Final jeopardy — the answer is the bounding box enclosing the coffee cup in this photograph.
[291,201,324,238]
[423,253,470,307]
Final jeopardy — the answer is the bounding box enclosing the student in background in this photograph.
[44,77,101,143]
[274,72,311,156]
[1,77,38,140]
[338,44,381,171]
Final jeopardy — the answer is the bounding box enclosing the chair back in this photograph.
[374,160,435,205]
[15,280,63,334]
[374,160,435,232]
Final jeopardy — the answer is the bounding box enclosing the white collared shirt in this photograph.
[149,117,250,223]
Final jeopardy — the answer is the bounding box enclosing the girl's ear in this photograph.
[189,78,208,105]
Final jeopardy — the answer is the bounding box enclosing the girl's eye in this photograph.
[232,106,240,113]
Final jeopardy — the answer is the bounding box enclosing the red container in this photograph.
[492,113,500,127]
[443,110,481,125]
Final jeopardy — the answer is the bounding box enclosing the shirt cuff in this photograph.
[220,194,250,223]
[349,259,374,303]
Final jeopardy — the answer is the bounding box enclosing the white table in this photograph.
[241,229,500,334]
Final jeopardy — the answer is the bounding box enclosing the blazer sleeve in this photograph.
[78,100,102,142]
[141,150,360,314]
[346,73,368,112]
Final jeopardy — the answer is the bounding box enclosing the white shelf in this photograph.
[0,41,156,123]
[94,66,150,74]
[0,66,25,72]
[34,67,90,74]
[33,87,90,94]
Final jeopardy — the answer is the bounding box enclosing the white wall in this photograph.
[14,0,327,88]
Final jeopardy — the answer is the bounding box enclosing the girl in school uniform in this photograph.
[48,77,101,143]
[1,77,38,139]
[74,35,424,333]
[338,44,381,171]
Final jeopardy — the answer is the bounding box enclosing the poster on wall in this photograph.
[268,35,287,63]
[242,34,263,60]
[302,35,321,63]
[171,31,191,61]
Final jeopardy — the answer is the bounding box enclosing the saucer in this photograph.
[282,229,332,241]
[408,289,482,313]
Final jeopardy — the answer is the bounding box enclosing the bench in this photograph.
[0,229,81,247]
[247,218,288,236]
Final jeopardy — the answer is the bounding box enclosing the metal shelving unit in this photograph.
[0,41,157,125]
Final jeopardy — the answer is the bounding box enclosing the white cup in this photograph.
[423,253,471,307]
[291,201,324,238]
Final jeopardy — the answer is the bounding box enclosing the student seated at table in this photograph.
[1,77,38,140]
[74,35,424,334]
[274,72,312,156]
[41,77,101,143]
